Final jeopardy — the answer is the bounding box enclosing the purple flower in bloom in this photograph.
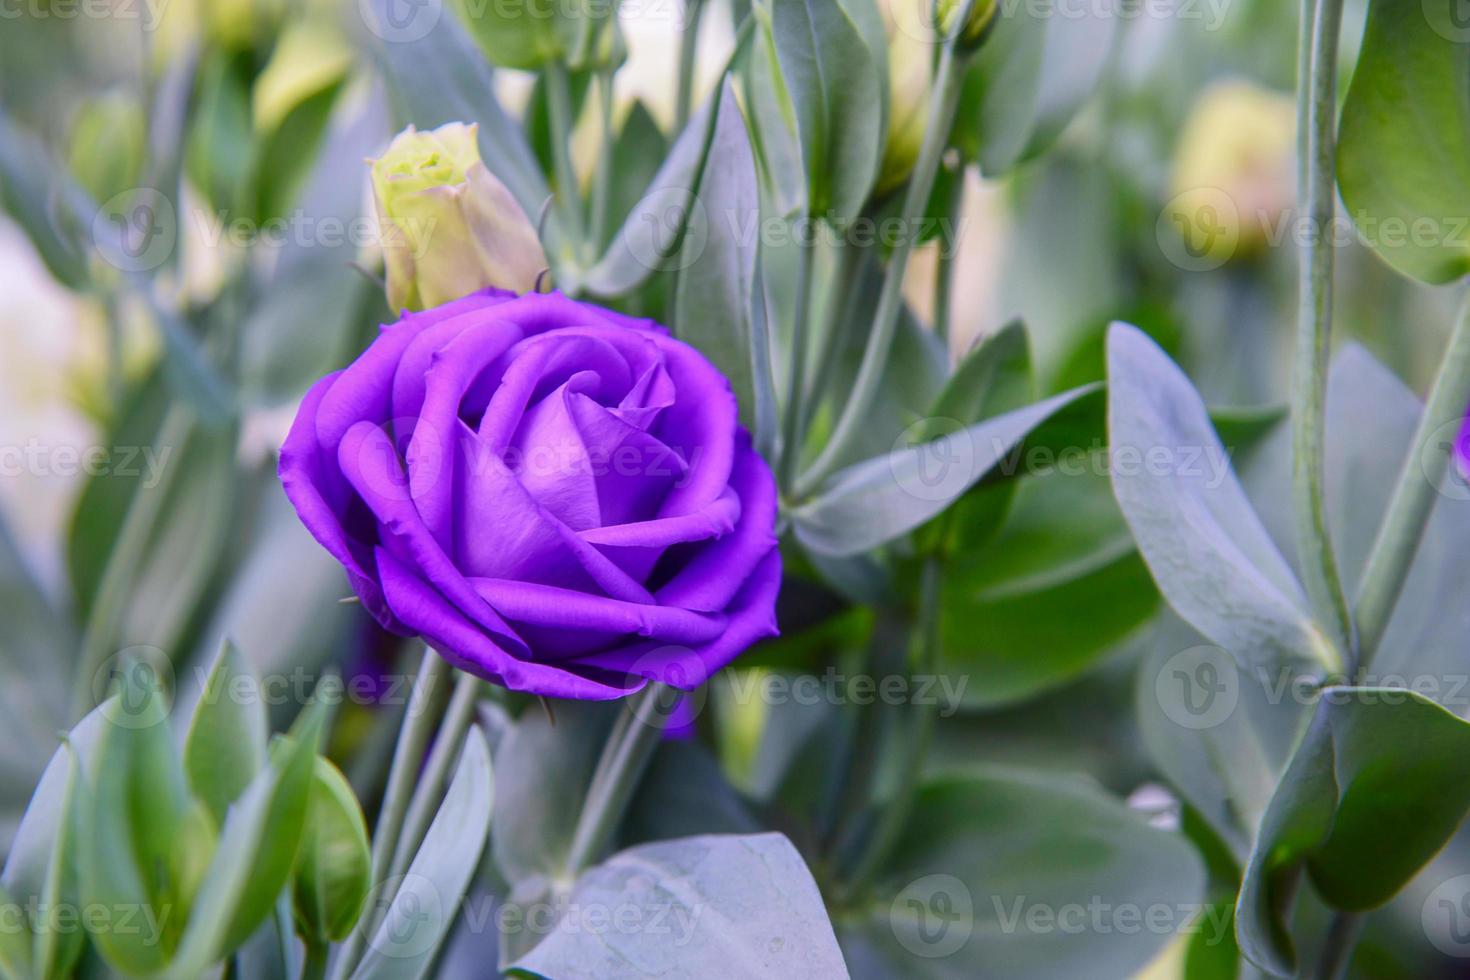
[279,289,781,699]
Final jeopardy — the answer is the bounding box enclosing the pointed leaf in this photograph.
[674,82,773,442]
[185,640,269,825]
[793,384,1100,556]
[762,0,883,221]
[1106,322,1332,672]
[351,726,494,980]
[510,832,847,978]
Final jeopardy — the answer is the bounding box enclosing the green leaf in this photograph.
[839,768,1205,979]
[926,319,1034,435]
[185,50,254,215]
[250,76,345,223]
[953,7,1118,175]
[219,701,327,952]
[164,723,323,980]
[82,661,192,975]
[1243,345,1470,686]
[0,881,32,980]
[351,726,494,980]
[674,82,775,446]
[450,0,562,69]
[491,703,614,890]
[0,508,73,794]
[1134,615,1308,860]
[793,383,1100,556]
[1337,0,1470,283]
[509,832,847,978]
[362,0,551,228]
[68,399,237,660]
[150,301,236,428]
[761,0,883,221]
[940,470,1161,709]
[0,112,92,290]
[601,101,668,252]
[1235,689,1470,976]
[184,640,269,825]
[292,757,371,943]
[582,98,722,297]
[1106,322,1332,673]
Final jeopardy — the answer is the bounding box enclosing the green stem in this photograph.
[385,670,485,882]
[588,70,616,254]
[801,240,864,438]
[779,234,819,490]
[299,941,328,980]
[545,59,586,259]
[331,649,450,980]
[1355,293,1470,665]
[843,556,943,897]
[1292,0,1353,672]
[795,37,970,499]
[562,684,677,877]
[674,0,706,132]
[71,405,192,719]
[933,172,964,350]
[1314,911,1363,980]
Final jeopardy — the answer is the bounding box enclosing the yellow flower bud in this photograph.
[936,0,998,49]
[370,123,549,311]
[875,13,932,197]
[1166,80,1296,266]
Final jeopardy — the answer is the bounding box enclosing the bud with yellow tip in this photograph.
[1167,80,1296,267]
[370,123,548,311]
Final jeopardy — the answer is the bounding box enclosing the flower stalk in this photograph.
[563,683,678,876]
[795,11,978,499]
[1292,0,1353,673]
[1355,291,1470,665]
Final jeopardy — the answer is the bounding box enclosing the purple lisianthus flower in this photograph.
[279,289,781,700]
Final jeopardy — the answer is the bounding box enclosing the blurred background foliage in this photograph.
[1,0,1468,976]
